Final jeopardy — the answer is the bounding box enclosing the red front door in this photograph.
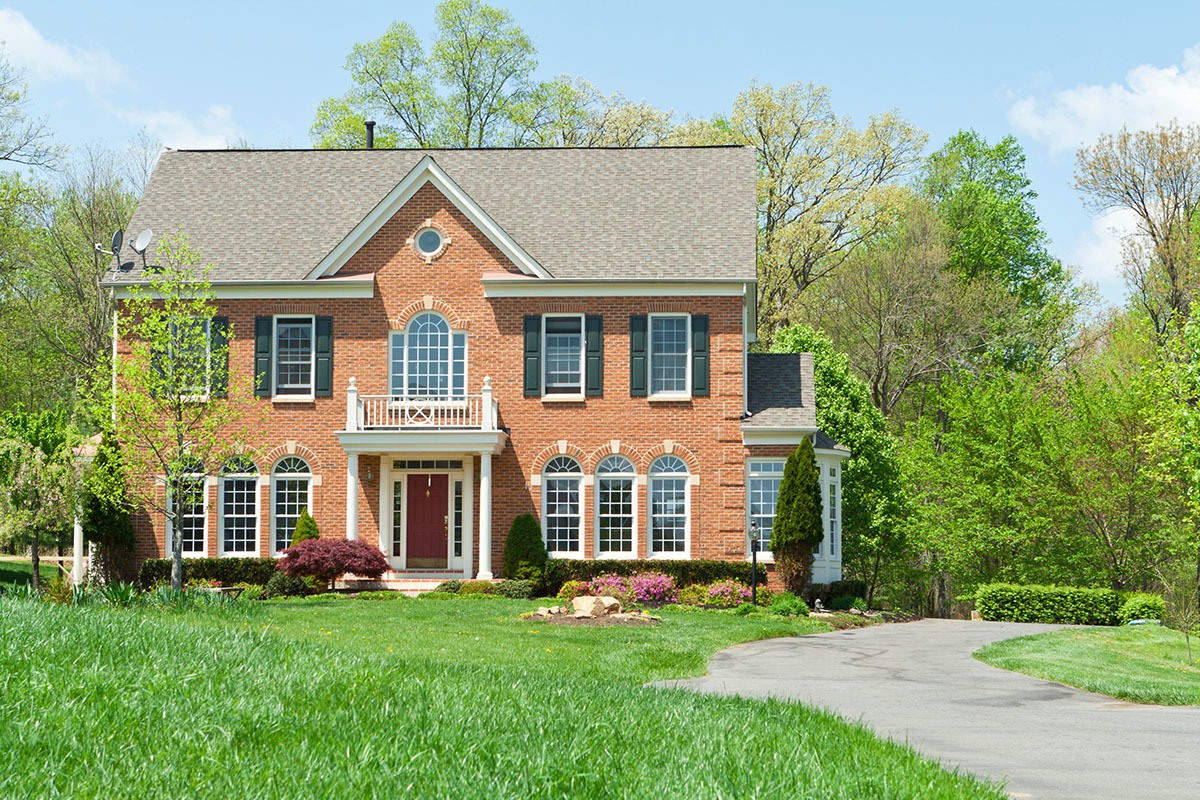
[406,474,448,569]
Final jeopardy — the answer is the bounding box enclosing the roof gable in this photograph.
[307,155,549,280]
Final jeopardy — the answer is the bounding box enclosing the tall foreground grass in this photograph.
[0,598,1003,798]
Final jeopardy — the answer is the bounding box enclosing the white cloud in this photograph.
[1068,207,1140,300]
[118,105,241,149]
[1010,45,1200,152]
[0,8,123,89]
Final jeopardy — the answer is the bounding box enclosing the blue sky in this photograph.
[6,1,1200,304]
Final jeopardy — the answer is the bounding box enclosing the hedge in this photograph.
[1118,592,1166,625]
[542,559,763,595]
[975,583,1120,626]
[138,557,279,588]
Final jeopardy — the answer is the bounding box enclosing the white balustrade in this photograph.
[346,378,498,431]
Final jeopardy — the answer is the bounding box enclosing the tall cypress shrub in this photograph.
[772,439,823,594]
[503,514,547,588]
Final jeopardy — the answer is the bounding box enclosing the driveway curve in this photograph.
[659,619,1200,799]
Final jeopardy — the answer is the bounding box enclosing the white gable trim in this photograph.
[483,277,750,298]
[305,155,549,280]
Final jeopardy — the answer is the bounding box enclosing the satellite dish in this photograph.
[132,228,152,254]
[110,229,123,256]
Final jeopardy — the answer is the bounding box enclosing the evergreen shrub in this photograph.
[769,592,810,617]
[265,571,310,598]
[139,557,278,588]
[975,583,1120,625]
[291,508,320,545]
[494,579,535,599]
[502,514,548,587]
[458,580,498,595]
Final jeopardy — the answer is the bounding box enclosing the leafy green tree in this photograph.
[771,439,823,594]
[0,405,77,592]
[108,233,263,590]
[79,428,135,584]
[770,324,905,603]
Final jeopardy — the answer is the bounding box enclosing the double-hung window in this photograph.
[167,460,207,557]
[542,456,582,556]
[219,456,259,557]
[543,315,583,395]
[650,314,689,396]
[648,455,689,557]
[256,316,332,400]
[747,459,786,554]
[595,456,636,556]
[272,457,312,553]
[630,314,708,398]
[390,312,466,399]
[274,317,314,397]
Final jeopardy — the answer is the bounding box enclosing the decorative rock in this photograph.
[600,596,622,614]
[571,595,607,618]
[536,607,551,617]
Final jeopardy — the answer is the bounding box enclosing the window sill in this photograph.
[595,551,638,560]
[219,551,262,559]
[647,551,690,560]
[546,551,585,560]
[541,394,586,404]
[647,394,692,403]
[747,551,775,563]
[272,395,315,404]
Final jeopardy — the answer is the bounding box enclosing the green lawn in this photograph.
[975,625,1200,705]
[0,558,60,587]
[0,596,1004,799]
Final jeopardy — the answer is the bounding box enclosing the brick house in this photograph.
[104,146,847,585]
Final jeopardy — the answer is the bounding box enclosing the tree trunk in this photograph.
[30,539,40,593]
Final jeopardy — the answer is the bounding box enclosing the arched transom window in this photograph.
[390,312,466,399]
[649,455,689,556]
[595,455,635,556]
[542,456,582,556]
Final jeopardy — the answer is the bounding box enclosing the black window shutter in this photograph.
[585,314,603,396]
[523,315,541,396]
[629,315,647,397]
[211,316,229,398]
[691,314,710,397]
[254,317,272,397]
[315,316,333,397]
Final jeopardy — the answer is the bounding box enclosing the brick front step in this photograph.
[340,571,471,596]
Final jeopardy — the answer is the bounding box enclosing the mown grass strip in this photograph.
[0,598,1004,798]
[975,625,1200,705]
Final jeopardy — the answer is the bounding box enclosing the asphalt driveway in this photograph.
[658,619,1200,799]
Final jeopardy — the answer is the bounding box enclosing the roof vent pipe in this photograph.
[365,120,375,149]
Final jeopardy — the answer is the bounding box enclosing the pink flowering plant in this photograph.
[705,579,752,608]
[629,572,678,605]
[556,579,591,601]
[588,573,634,605]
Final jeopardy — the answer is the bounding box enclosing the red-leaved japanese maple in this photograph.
[277,538,389,590]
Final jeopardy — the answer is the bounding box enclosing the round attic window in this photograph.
[416,228,443,256]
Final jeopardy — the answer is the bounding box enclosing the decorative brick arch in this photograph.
[530,440,590,477]
[639,440,700,474]
[390,296,469,331]
[263,441,320,471]
[588,440,643,472]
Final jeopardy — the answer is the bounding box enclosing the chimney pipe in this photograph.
[365,120,375,149]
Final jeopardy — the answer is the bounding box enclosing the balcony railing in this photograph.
[344,377,497,432]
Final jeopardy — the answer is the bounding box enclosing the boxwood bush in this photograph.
[138,557,278,588]
[1118,592,1166,624]
[543,559,762,595]
[975,583,1120,625]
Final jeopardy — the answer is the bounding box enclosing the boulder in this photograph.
[571,595,605,618]
[600,596,622,614]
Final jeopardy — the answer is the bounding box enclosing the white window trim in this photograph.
[648,313,692,400]
[218,470,261,558]
[273,314,316,402]
[169,317,212,402]
[746,458,786,563]
[594,458,638,559]
[270,461,314,556]
[541,313,585,398]
[541,458,584,559]
[647,458,690,559]
[166,474,209,559]
[389,312,468,402]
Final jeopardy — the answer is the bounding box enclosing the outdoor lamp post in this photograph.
[750,522,760,606]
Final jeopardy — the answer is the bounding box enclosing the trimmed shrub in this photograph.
[975,583,1120,625]
[705,579,752,608]
[769,592,810,617]
[291,508,320,546]
[434,580,464,594]
[676,584,708,606]
[277,539,389,591]
[733,602,756,616]
[265,571,310,598]
[543,559,762,596]
[556,580,590,602]
[416,591,459,600]
[502,514,548,587]
[458,580,498,595]
[771,440,823,594]
[1119,592,1166,624]
[138,557,278,589]
[752,585,776,606]
[495,579,535,599]
[356,590,409,600]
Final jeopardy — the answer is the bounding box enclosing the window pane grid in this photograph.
[748,461,785,551]
[598,477,634,553]
[544,477,580,552]
[175,476,205,555]
[221,477,257,553]
[453,481,464,558]
[650,477,686,553]
[275,319,313,395]
[650,317,688,394]
[407,313,451,397]
[544,317,582,393]
[273,478,308,551]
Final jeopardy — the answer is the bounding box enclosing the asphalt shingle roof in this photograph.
[744,353,818,430]
[107,147,757,284]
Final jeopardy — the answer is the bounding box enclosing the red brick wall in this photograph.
[128,183,764,573]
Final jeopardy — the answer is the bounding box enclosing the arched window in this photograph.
[272,457,312,553]
[167,457,206,557]
[595,455,635,556]
[390,312,466,398]
[542,456,582,556]
[219,456,259,557]
[649,455,689,556]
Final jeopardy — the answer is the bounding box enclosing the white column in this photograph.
[346,453,359,541]
[464,456,475,579]
[71,513,84,585]
[476,450,493,580]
